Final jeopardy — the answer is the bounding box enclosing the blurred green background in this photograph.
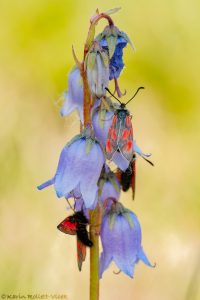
[0,0,200,299]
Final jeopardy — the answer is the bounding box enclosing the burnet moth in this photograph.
[105,86,144,162]
[57,211,93,271]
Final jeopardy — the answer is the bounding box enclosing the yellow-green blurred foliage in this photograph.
[0,0,200,299]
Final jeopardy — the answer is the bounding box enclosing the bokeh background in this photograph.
[0,0,200,299]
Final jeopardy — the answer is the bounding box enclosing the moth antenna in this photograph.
[66,199,75,212]
[141,156,154,166]
[125,86,145,105]
[105,87,122,105]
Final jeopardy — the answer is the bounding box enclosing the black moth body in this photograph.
[75,212,93,247]
[57,211,93,247]
[121,165,133,192]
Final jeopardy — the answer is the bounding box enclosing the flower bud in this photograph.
[98,165,120,206]
[85,42,109,98]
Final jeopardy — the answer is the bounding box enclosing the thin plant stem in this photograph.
[80,10,115,300]
[89,207,101,300]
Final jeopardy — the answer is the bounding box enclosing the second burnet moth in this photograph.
[116,154,136,200]
[57,211,93,271]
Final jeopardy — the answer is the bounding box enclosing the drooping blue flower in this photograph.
[96,26,133,80]
[37,126,105,209]
[100,202,154,278]
[60,67,84,123]
[100,36,127,80]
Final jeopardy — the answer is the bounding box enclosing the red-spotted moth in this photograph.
[105,87,144,162]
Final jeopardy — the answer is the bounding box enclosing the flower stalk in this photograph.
[81,10,115,300]
[89,205,102,300]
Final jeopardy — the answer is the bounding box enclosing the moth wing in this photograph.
[77,238,86,271]
[118,115,134,161]
[115,168,122,183]
[106,115,118,160]
[131,157,136,200]
[57,217,77,235]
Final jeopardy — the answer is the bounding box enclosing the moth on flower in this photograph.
[57,211,92,271]
[105,87,144,163]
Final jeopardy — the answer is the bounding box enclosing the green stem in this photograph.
[89,208,100,300]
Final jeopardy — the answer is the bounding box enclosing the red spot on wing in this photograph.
[121,128,129,140]
[125,116,132,127]
[112,115,117,126]
[111,129,117,140]
[62,220,77,230]
[57,217,77,235]
[125,140,133,152]
[106,139,113,153]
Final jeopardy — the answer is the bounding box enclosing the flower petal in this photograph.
[54,139,85,197]
[37,177,55,190]
[137,247,154,268]
[112,151,130,171]
[60,92,77,117]
[79,142,105,208]
[60,68,84,123]
[80,182,98,209]
[92,110,113,146]
[133,140,152,157]
[99,251,113,278]
[100,180,120,203]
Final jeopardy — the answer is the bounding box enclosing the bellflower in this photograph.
[92,98,115,146]
[96,25,133,80]
[100,202,154,278]
[60,67,84,123]
[37,126,105,209]
[85,41,109,98]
